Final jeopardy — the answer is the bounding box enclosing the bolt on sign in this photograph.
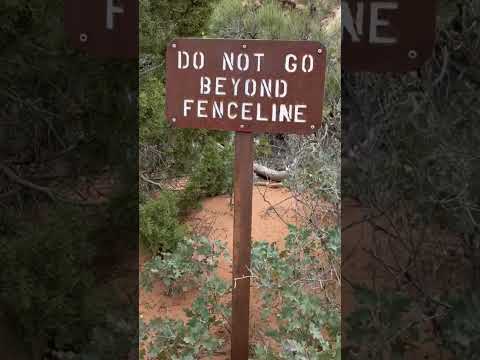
[342,0,437,72]
[64,0,138,58]
[166,38,327,134]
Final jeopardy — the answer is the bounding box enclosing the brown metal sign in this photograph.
[166,38,327,134]
[64,0,138,59]
[342,0,436,72]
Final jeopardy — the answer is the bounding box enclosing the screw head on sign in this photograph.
[317,48,323,54]
[311,125,315,130]
[79,33,88,43]
[172,117,177,122]
[172,43,177,48]
[242,44,247,49]
[240,124,245,129]
[408,50,418,59]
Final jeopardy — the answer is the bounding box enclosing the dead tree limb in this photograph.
[253,163,289,182]
[139,173,164,188]
[0,164,106,206]
[0,164,55,200]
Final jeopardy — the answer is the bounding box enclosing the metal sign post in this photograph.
[232,132,254,360]
[165,38,327,359]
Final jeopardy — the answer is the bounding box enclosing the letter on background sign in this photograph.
[64,0,139,58]
[106,0,124,30]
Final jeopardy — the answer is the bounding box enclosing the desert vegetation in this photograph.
[1,1,138,359]
[342,0,480,358]
[139,0,341,358]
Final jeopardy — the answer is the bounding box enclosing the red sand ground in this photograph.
[139,186,313,359]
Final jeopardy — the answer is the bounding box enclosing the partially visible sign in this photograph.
[166,39,327,134]
[64,0,138,58]
[342,0,436,72]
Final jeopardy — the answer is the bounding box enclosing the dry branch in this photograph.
[253,163,289,182]
[0,164,107,206]
[253,181,284,188]
[139,173,164,188]
[1,164,55,200]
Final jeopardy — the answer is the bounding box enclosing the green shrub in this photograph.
[208,0,340,115]
[139,192,185,254]
[440,291,480,359]
[345,287,415,359]
[251,225,340,359]
[141,236,227,296]
[139,76,167,143]
[140,0,230,193]
[343,2,480,358]
[178,139,233,213]
[256,135,273,159]
[0,207,97,356]
[140,276,230,360]
[141,224,340,359]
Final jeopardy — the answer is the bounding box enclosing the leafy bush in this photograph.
[345,287,415,359]
[141,236,230,357]
[139,76,167,144]
[250,225,340,359]
[253,289,340,360]
[140,0,233,197]
[325,227,340,257]
[141,236,227,296]
[139,192,185,254]
[178,139,233,213]
[140,276,230,360]
[285,133,340,206]
[140,224,340,359]
[440,291,480,359]
[140,0,217,59]
[343,1,480,358]
[0,207,97,356]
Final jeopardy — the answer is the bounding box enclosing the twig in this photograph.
[254,185,289,226]
[0,164,106,206]
[0,188,21,200]
[254,181,284,188]
[265,194,294,209]
[1,164,55,200]
[433,46,449,87]
[233,275,257,289]
[140,173,164,188]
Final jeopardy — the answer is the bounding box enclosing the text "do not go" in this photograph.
[177,51,318,74]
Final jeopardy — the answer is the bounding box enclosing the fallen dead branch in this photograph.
[0,164,107,206]
[1,164,55,200]
[253,163,288,182]
[139,173,163,188]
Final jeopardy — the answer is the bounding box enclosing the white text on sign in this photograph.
[177,52,315,73]
[342,1,399,44]
[106,0,124,30]
[175,50,321,124]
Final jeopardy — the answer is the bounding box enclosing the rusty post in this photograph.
[231,131,254,360]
